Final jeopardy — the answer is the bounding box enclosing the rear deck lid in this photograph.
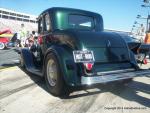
[75,31,130,63]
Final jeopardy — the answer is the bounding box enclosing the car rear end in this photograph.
[72,31,150,85]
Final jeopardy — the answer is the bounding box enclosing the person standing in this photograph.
[144,30,150,44]
[144,30,150,58]
[19,23,27,48]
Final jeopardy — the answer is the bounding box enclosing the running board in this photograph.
[81,69,150,85]
[26,67,43,77]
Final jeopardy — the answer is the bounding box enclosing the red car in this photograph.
[0,29,12,50]
[0,37,9,49]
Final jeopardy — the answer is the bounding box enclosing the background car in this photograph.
[7,33,20,48]
[121,34,149,65]
[0,29,13,49]
[0,37,9,49]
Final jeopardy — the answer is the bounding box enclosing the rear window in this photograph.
[69,14,94,30]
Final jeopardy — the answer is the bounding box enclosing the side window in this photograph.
[44,14,51,31]
[38,18,43,33]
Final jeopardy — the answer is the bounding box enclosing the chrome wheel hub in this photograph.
[47,59,57,86]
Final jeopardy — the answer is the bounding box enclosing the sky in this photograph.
[0,0,149,31]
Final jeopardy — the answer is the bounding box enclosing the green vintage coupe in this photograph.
[20,7,150,96]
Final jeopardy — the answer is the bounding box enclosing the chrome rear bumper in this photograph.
[81,69,150,85]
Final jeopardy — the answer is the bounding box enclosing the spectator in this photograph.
[144,30,150,44]
[144,30,150,58]
[16,32,21,47]
[27,31,38,48]
[19,23,27,48]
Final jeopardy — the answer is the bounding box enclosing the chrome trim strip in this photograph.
[97,68,135,75]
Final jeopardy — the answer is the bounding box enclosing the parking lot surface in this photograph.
[0,49,150,113]
[0,48,20,69]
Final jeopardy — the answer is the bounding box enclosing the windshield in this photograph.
[68,14,94,30]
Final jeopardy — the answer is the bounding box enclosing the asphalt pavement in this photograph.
[0,48,20,69]
[0,48,149,113]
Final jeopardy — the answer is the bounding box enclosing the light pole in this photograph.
[141,3,150,32]
[134,21,141,25]
[130,23,139,36]
[136,14,148,32]
[143,0,150,4]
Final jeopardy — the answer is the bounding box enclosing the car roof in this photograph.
[39,7,101,18]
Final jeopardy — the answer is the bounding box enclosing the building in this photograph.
[0,8,38,33]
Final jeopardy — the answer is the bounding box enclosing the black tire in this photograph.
[45,53,69,97]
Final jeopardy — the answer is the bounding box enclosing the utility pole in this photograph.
[143,0,150,3]
[142,0,150,32]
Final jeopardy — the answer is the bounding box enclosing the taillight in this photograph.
[143,58,148,64]
[84,63,93,71]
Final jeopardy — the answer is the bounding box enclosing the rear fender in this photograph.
[44,45,80,86]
